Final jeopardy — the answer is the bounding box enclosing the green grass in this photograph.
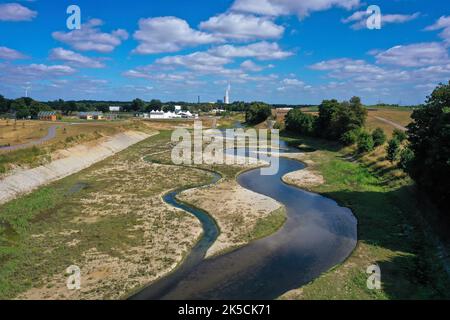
[0,146,48,174]
[249,207,286,241]
[280,134,450,300]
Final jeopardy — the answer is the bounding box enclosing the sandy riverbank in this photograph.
[178,179,284,258]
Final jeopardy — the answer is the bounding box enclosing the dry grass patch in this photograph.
[1,132,214,300]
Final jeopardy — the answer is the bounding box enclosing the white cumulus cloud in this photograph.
[49,48,105,68]
[342,11,420,30]
[52,19,129,53]
[199,13,284,41]
[0,46,28,60]
[0,3,37,21]
[133,16,221,54]
[374,42,449,67]
[208,42,293,61]
[231,0,360,18]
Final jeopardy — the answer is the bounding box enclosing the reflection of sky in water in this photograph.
[134,146,357,300]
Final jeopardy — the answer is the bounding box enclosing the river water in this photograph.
[130,137,357,300]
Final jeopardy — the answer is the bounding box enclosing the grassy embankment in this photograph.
[217,113,246,129]
[0,131,216,299]
[280,130,450,299]
[0,120,149,174]
[365,108,413,137]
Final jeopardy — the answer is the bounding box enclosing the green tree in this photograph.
[399,147,414,171]
[405,82,450,210]
[245,102,272,125]
[0,94,10,113]
[393,129,407,142]
[147,99,162,111]
[131,98,145,112]
[386,138,401,162]
[340,128,361,146]
[285,109,316,135]
[163,105,175,112]
[317,97,367,140]
[357,131,374,153]
[372,128,387,147]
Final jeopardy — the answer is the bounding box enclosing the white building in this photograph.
[140,110,196,120]
[109,106,122,112]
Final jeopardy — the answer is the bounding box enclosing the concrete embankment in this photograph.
[0,131,151,205]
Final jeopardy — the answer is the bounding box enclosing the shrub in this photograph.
[393,129,407,142]
[285,109,317,136]
[340,129,361,146]
[386,138,401,162]
[372,128,387,147]
[245,102,272,125]
[399,147,414,171]
[357,131,375,153]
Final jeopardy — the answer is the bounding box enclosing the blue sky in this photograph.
[0,0,449,104]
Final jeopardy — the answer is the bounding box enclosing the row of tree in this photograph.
[285,97,368,141]
[0,96,53,119]
[1,94,272,118]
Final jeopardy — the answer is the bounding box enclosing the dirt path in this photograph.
[373,116,407,131]
[0,125,58,151]
[0,131,152,205]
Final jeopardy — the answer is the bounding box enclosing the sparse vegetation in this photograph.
[0,132,213,299]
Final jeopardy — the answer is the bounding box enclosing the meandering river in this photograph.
[130,139,357,300]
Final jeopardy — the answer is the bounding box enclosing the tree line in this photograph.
[285,96,369,142]
[0,94,276,119]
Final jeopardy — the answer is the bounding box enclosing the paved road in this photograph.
[0,125,58,152]
[373,116,407,131]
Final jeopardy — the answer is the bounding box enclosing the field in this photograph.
[298,107,413,137]
[1,110,437,300]
[0,122,288,300]
[0,131,214,299]
[0,120,53,148]
[366,108,413,136]
[279,134,450,300]
[0,119,150,174]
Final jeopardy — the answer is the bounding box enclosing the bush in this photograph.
[273,121,284,130]
[340,129,361,146]
[372,128,387,147]
[285,109,317,135]
[393,129,407,142]
[245,102,272,125]
[386,138,401,162]
[399,147,414,171]
[357,131,375,153]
